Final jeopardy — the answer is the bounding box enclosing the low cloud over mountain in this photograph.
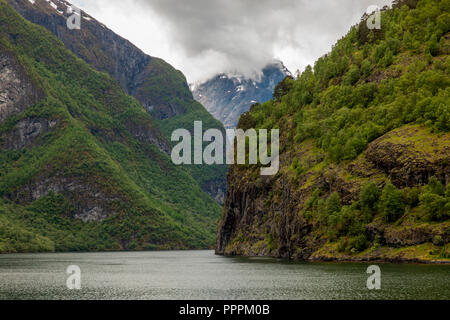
[72,0,392,82]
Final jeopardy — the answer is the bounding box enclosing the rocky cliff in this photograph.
[192,61,291,129]
[0,46,45,123]
[216,0,449,263]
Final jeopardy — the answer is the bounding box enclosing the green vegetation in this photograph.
[379,183,404,222]
[223,0,449,261]
[360,182,381,216]
[0,0,221,253]
[0,197,114,253]
[160,99,229,192]
[249,0,449,163]
[303,176,449,254]
[135,58,228,194]
[419,177,450,221]
[0,202,55,253]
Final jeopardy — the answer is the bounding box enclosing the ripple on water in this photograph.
[0,251,448,300]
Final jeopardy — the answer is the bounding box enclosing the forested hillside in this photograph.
[7,0,227,203]
[217,0,449,262]
[0,0,220,253]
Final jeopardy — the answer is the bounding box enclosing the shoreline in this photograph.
[2,249,449,265]
[220,254,450,265]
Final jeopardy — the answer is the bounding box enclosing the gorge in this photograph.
[0,0,448,265]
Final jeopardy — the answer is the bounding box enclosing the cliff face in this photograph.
[192,61,291,129]
[217,126,450,262]
[0,0,221,253]
[0,46,45,123]
[216,0,450,263]
[7,0,227,203]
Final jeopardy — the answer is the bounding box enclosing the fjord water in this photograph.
[0,250,448,300]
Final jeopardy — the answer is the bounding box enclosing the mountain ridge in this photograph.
[7,0,228,203]
[0,0,221,253]
[192,60,291,129]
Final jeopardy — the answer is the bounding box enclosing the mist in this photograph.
[72,0,392,82]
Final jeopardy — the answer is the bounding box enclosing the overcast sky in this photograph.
[71,0,392,83]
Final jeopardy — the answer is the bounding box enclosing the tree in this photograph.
[343,65,360,85]
[381,48,394,67]
[392,0,418,9]
[361,59,372,77]
[360,182,381,210]
[419,193,448,221]
[419,176,448,221]
[273,76,294,101]
[426,176,445,196]
[326,192,341,215]
[426,34,439,57]
[403,30,414,50]
[379,183,404,222]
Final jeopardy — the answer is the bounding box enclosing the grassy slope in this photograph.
[0,0,220,253]
[221,0,449,262]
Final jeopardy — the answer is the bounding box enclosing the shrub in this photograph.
[290,158,304,179]
[348,234,369,253]
[337,234,368,253]
[432,235,444,246]
[337,238,348,253]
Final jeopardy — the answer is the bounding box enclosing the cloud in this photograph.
[71,0,392,82]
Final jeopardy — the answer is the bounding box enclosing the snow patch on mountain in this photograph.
[192,60,291,129]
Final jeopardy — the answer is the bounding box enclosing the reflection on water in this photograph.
[0,250,448,300]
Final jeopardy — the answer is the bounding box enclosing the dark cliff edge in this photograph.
[216,0,449,263]
[7,0,227,203]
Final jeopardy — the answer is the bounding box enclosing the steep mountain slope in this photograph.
[7,0,227,202]
[216,0,449,263]
[0,0,221,253]
[192,61,291,129]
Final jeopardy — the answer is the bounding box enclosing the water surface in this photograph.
[0,250,448,300]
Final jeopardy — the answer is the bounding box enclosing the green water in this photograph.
[0,250,448,300]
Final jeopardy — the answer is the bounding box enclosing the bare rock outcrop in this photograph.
[11,177,118,222]
[0,46,44,123]
[366,126,450,187]
[2,117,57,150]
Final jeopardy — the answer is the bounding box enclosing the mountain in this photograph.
[192,61,291,129]
[216,0,449,263]
[7,0,227,203]
[0,0,222,253]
